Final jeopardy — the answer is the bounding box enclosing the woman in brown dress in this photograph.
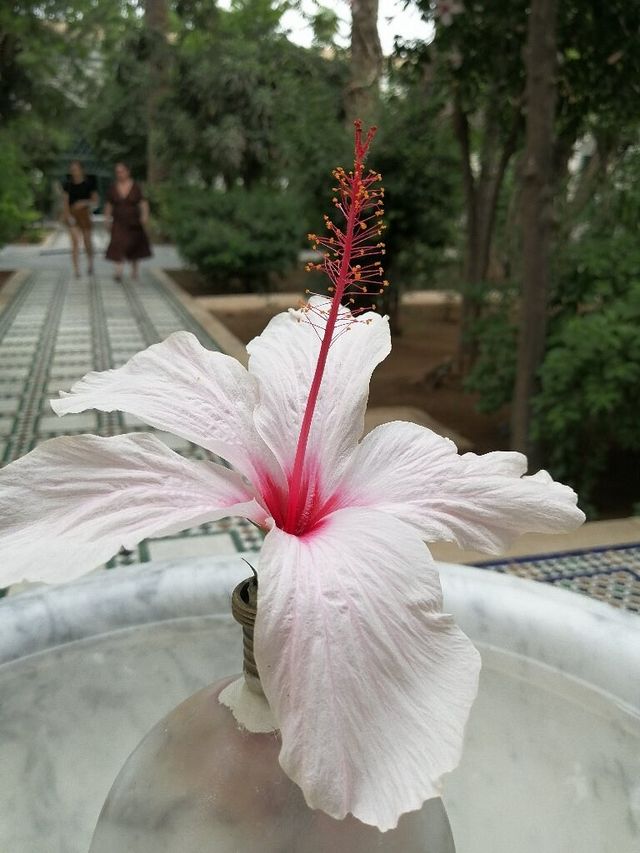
[104,162,152,282]
[63,160,99,278]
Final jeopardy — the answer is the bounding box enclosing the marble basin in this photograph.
[0,557,638,853]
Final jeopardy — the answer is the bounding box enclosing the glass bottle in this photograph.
[89,577,456,852]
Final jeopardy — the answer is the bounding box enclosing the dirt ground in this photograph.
[212,301,509,454]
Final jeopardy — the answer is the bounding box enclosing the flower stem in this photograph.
[284,122,376,533]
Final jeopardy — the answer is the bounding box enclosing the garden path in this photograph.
[0,261,262,578]
[0,221,182,273]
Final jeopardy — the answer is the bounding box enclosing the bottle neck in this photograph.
[231,576,263,696]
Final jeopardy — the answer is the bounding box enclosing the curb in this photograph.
[0,269,31,317]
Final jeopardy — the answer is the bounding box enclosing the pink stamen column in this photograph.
[284,122,388,533]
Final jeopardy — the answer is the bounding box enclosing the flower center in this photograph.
[259,467,342,537]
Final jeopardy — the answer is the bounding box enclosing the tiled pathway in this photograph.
[0,268,262,573]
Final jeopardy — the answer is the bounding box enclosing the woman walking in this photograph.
[62,160,98,278]
[104,162,152,282]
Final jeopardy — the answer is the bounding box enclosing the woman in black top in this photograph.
[62,160,99,278]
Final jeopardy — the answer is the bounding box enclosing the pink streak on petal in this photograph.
[256,457,345,537]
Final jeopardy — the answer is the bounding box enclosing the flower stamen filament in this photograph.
[284,122,382,534]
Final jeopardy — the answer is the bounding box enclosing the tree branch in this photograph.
[452,90,476,214]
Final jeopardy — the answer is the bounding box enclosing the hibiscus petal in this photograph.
[246,297,390,490]
[51,331,278,484]
[341,421,585,553]
[0,433,264,586]
[255,507,480,831]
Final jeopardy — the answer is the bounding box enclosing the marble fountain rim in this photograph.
[0,556,638,713]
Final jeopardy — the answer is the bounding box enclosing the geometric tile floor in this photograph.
[1,266,638,612]
[0,268,263,586]
[476,543,640,613]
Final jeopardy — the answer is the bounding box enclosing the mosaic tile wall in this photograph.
[476,543,640,614]
[0,270,263,570]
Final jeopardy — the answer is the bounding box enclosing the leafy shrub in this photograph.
[533,282,640,502]
[0,134,37,245]
[463,285,518,412]
[466,207,640,511]
[161,6,347,226]
[533,171,640,508]
[84,28,149,179]
[162,185,302,292]
[375,76,461,291]
[551,229,640,318]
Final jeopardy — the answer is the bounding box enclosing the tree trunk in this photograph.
[453,97,480,367]
[511,0,558,456]
[453,96,521,370]
[145,0,169,187]
[346,0,382,126]
[345,1,394,323]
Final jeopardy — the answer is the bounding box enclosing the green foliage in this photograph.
[405,0,640,512]
[552,147,640,314]
[0,0,138,218]
[375,74,461,290]
[533,282,640,502]
[463,286,518,412]
[414,0,640,150]
[556,1,640,145]
[309,4,340,48]
[468,143,640,509]
[552,230,640,319]
[415,0,527,128]
[164,2,348,193]
[152,0,349,284]
[0,133,37,245]
[266,44,349,227]
[0,1,82,125]
[535,150,640,506]
[162,185,301,291]
[83,24,149,178]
